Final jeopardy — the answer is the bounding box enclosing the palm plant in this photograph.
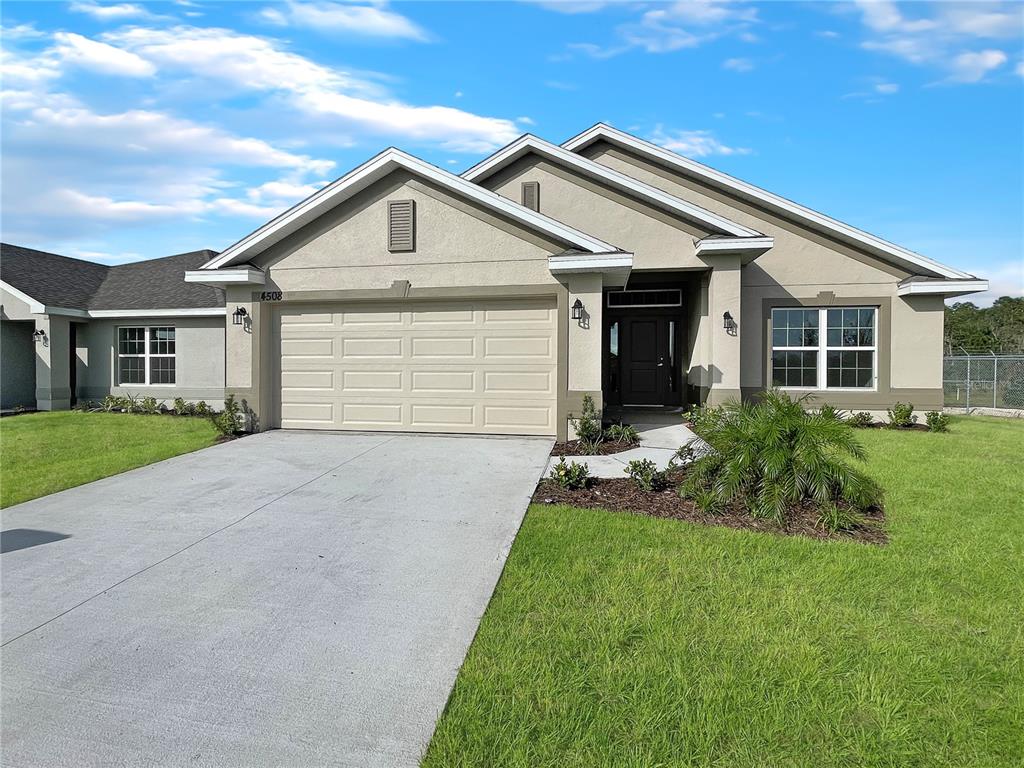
[680,390,882,522]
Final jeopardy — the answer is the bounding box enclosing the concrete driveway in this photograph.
[1,431,551,767]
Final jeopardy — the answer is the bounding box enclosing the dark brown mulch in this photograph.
[859,422,930,431]
[550,439,639,456]
[533,470,887,545]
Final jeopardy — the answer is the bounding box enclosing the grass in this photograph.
[0,411,220,508]
[425,416,1024,767]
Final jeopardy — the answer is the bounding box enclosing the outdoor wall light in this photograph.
[723,311,737,332]
[571,299,584,320]
[232,306,248,326]
[32,329,47,343]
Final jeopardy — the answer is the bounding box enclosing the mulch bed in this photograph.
[550,439,640,456]
[857,423,930,431]
[533,470,887,545]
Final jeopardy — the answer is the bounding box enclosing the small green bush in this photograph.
[886,402,917,429]
[549,457,591,490]
[140,396,160,415]
[680,390,882,523]
[847,411,874,428]
[625,459,666,492]
[925,411,949,433]
[570,394,603,452]
[101,394,124,412]
[605,423,639,444]
[210,394,242,436]
[816,502,864,533]
[172,397,197,416]
[194,400,211,417]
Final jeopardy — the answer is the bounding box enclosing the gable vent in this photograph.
[388,199,415,252]
[521,181,540,212]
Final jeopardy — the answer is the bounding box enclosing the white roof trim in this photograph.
[549,251,632,288]
[1,279,46,313]
[185,267,265,285]
[563,123,975,280]
[202,148,617,270]
[462,134,760,238]
[695,236,774,255]
[86,308,227,318]
[897,278,988,297]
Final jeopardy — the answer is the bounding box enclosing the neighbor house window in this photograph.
[771,307,876,390]
[118,326,175,385]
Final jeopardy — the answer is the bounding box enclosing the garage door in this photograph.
[276,298,558,435]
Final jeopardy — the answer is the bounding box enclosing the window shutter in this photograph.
[521,181,539,212]
[388,199,415,252]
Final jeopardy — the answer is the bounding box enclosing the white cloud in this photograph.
[962,260,1024,307]
[649,125,751,158]
[53,32,156,77]
[854,0,1022,83]
[816,30,840,39]
[517,116,536,126]
[949,49,1008,82]
[258,1,430,42]
[246,179,325,205]
[875,82,900,94]
[723,57,754,72]
[69,2,156,21]
[529,1,613,13]
[103,25,520,152]
[1017,61,1024,77]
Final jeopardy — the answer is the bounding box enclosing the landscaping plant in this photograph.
[816,501,865,533]
[605,422,639,445]
[680,390,882,522]
[140,396,160,415]
[925,411,949,433]
[625,458,667,492]
[210,394,242,437]
[549,457,591,490]
[570,394,603,452]
[847,411,873,428]
[886,401,917,429]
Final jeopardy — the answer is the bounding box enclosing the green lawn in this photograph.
[0,411,220,508]
[426,416,1024,768]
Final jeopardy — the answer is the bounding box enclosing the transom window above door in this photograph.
[607,289,682,308]
[770,307,877,390]
[117,326,175,385]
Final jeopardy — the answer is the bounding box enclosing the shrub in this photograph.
[140,396,160,415]
[72,400,92,412]
[674,443,700,465]
[101,394,124,413]
[210,394,242,436]
[194,400,211,417]
[549,457,591,490]
[886,402,917,429]
[847,411,874,428]
[122,393,143,414]
[680,390,882,523]
[816,502,865,534]
[172,397,197,417]
[625,459,667,492]
[925,411,949,433]
[605,423,639,444]
[570,394,603,452]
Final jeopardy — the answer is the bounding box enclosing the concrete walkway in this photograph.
[547,416,699,478]
[1,431,551,768]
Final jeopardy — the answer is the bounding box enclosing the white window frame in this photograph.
[770,307,878,392]
[117,326,176,387]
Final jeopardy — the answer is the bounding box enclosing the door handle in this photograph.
[657,357,665,367]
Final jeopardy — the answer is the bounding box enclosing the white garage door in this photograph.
[276,298,558,435]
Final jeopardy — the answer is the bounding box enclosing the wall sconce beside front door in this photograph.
[571,298,584,320]
[232,306,248,326]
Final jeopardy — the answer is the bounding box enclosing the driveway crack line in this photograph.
[1,436,396,648]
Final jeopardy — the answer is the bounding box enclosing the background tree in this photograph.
[944,297,1024,353]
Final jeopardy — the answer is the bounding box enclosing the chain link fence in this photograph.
[943,354,1024,410]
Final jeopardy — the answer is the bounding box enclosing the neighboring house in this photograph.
[0,123,986,438]
[0,245,226,411]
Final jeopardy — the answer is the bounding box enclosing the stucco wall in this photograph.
[1,287,36,321]
[1,320,36,409]
[583,141,943,405]
[77,316,225,407]
[480,155,713,271]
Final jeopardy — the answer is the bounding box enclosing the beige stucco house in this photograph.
[1,124,986,439]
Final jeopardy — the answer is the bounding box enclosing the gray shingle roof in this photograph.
[0,243,225,311]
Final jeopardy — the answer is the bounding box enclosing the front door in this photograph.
[620,316,679,405]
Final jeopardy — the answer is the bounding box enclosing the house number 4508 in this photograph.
[256,291,283,301]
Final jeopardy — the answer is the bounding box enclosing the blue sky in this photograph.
[2,1,1021,304]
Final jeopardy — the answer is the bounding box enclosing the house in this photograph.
[1,123,986,438]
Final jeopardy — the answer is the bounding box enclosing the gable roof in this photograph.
[462,134,762,239]
[201,147,622,271]
[0,243,225,313]
[563,123,976,281]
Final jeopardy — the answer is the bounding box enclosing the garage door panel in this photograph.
[277,299,557,435]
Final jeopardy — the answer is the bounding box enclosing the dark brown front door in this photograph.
[620,316,677,405]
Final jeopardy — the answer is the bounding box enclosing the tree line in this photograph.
[944,296,1024,354]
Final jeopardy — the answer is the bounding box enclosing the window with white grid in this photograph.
[118,326,175,385]
[771,307,876,390]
